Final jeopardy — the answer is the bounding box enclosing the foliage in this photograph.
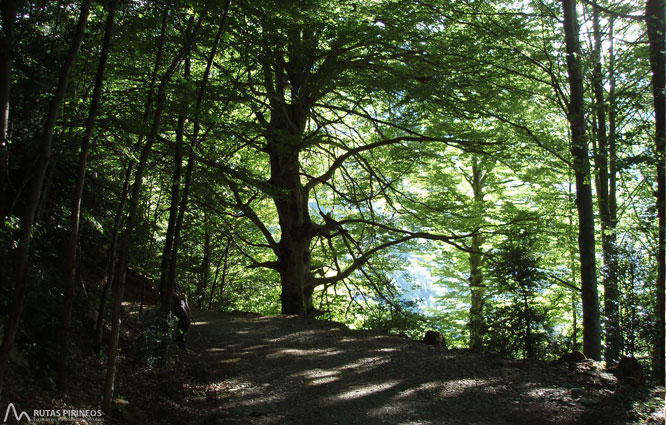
[0,0,660,389]
[485,229,554,359]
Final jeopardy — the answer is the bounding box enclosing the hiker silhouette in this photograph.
[172,283,191,348]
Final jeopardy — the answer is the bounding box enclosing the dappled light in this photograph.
[159,309,657,425]
[329,381,402,403]
[0,0,662,423]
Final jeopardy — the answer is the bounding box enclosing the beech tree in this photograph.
[645,0,665,386]
[561,0,602,360]
[209,0,474,316]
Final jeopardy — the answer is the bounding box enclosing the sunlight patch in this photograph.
[332,381,400,402]
[310,375,341,386]
[297,369,339,379]
[366,401,413,418]
[297,369,341,386]
[374,348,399,353]
[338,356,391,372]
[266,348,339,359]
[395,381,442,399]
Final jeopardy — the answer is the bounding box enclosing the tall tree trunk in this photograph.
[468,159,486,351]
[567,178,580,351]
[200,216,211,309]
[102,7,208,411]
[646,0,665,386]
[561,0,601,360]
[269,139,314,316]
[95,1,170,356]
[158,51,187,307]
[607,16,619,329]
[0,0,16,223]
[59,0,118,389]
[0,0,91,396]
[164,1,230,313]
[571,291,578,349]
[590,6,620,364]
[157,34,191,367]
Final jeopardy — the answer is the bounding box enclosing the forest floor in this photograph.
[5,306,665,424]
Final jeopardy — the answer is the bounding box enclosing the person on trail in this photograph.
[172,283,191,349]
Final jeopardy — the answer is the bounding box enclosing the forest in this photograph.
[0,0,664,422]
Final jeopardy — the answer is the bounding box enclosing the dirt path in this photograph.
[130,310,653,425]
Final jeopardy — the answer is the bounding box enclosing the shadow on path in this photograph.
[168,310,635,425]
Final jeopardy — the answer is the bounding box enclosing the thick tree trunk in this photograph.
[264,28,316,316]
[561,0,601,360]
[646,0,665,386]
[59,0,118,389]
[590,6,620,364]
[0,0,91,396]
[269,137,314,316]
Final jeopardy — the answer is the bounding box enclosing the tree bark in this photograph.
[0,0,91,396]
[271,145,314,316]
[158,25,191,367]
[158,53,187,306]
[561,0,601,360]
[590,5,620,364]
[261,26,318,316]
[59,0,118,389]
[646,0,665,386]
[266,102,314,316]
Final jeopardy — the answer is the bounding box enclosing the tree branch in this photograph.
[228,182,279,252]
[313,235,416,286]
[580,0,644,20]
[304,135,462,192]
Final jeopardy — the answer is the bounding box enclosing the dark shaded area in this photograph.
[122,310,655,425]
